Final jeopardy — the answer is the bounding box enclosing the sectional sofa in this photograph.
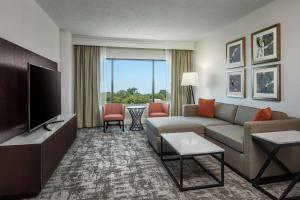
[146,102,300,180]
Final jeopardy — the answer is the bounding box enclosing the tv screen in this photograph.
[28,64,61,132]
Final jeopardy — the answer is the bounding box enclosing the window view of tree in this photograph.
[101,59,170,105]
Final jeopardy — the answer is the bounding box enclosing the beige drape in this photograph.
[171,50,192,116]
[75,45,101,128]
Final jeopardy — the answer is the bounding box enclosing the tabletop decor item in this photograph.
[226,68,246,98]
[252,64,280,101]
[226,37,246,68]
[251,24,281,64]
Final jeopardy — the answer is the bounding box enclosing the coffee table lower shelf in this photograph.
[160,136,224,192]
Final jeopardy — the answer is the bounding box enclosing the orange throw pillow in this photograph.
[198,99,215,118]
[253,107,272,121]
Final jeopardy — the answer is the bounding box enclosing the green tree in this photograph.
[104,87,169,104]
[127,87,138,95]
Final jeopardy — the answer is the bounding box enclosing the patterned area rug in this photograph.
[25,127,300,200]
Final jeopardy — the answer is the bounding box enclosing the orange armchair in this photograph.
[148,102,170,118]
[102,103,125,132]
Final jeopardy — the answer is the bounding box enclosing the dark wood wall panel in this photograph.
[0,38,57,143]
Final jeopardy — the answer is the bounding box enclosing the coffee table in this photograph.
[160,132,224,191]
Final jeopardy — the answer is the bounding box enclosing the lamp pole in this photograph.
[189,85,195,104]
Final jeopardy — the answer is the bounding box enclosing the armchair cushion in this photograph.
[149,103,163,113]
[148,102,170,117]
[103,114,124,121]
[149,112,169,118]
[102,103,125,121]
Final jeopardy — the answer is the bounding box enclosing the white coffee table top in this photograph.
[161,132,224,156]
[252,130,300,145]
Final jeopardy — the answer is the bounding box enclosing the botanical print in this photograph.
[226,38,245,68]
[226,69,245,98]
[252,65,280,101]
[252,24,280,64]
[256,32,274,58]
[256,71,274,94]
[229,74,241,92]
[229,44,241,64]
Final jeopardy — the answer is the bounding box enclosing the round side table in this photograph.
[127,106,146,131]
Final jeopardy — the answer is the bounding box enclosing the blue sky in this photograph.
[103,59,170,94]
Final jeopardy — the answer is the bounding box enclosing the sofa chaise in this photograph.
[146,102,300,180]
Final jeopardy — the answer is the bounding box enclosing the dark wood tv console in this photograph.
[0,114,77,198]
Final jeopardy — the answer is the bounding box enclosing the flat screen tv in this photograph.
[28,64,61,132]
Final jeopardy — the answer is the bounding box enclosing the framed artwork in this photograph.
[251,24,281,64]
[226,37,246,68]
[252,64,281,101]
[226,68,245,98]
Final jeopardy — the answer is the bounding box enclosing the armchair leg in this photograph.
[122,121,125,132]
[106,122,109,131]
[103,121,106,133]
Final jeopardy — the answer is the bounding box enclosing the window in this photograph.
[102,59,170,104]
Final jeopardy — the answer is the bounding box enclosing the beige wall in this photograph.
[193,0,300,117]
[60,30,74,115]
[106,47,166,60]
[0,0,60,62]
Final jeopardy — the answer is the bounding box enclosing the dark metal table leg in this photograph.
[279,173,300,200]
[160,137,163,160]
[252,139,300,200]
[253,146,281,185]
[256,142,292,175]
[180,156,183,191]
[221,152,224,186]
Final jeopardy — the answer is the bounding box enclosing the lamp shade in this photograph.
[181,72,199,86]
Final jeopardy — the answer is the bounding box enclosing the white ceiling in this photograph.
[35,0,273,42]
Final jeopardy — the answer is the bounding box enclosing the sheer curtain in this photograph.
[165,49,172,104]
[99,47,107,126]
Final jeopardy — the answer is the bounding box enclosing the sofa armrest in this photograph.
[244,118,300,135]
[182,104,198,117]
[243,119,300,178]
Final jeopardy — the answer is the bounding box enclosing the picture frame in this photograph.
[252,64,281,101]
[226,68,246,98]
[226,37,246,68]
[251,24,281,65]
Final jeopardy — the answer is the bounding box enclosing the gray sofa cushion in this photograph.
[215,103,238,123]
[206,125,244,153]
[186,116,231,126]
[146,116,205,137]
[234,106,259,126]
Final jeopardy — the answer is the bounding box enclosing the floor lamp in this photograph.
[181,72,199,104]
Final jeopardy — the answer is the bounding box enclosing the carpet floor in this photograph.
[25,127,300,200]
